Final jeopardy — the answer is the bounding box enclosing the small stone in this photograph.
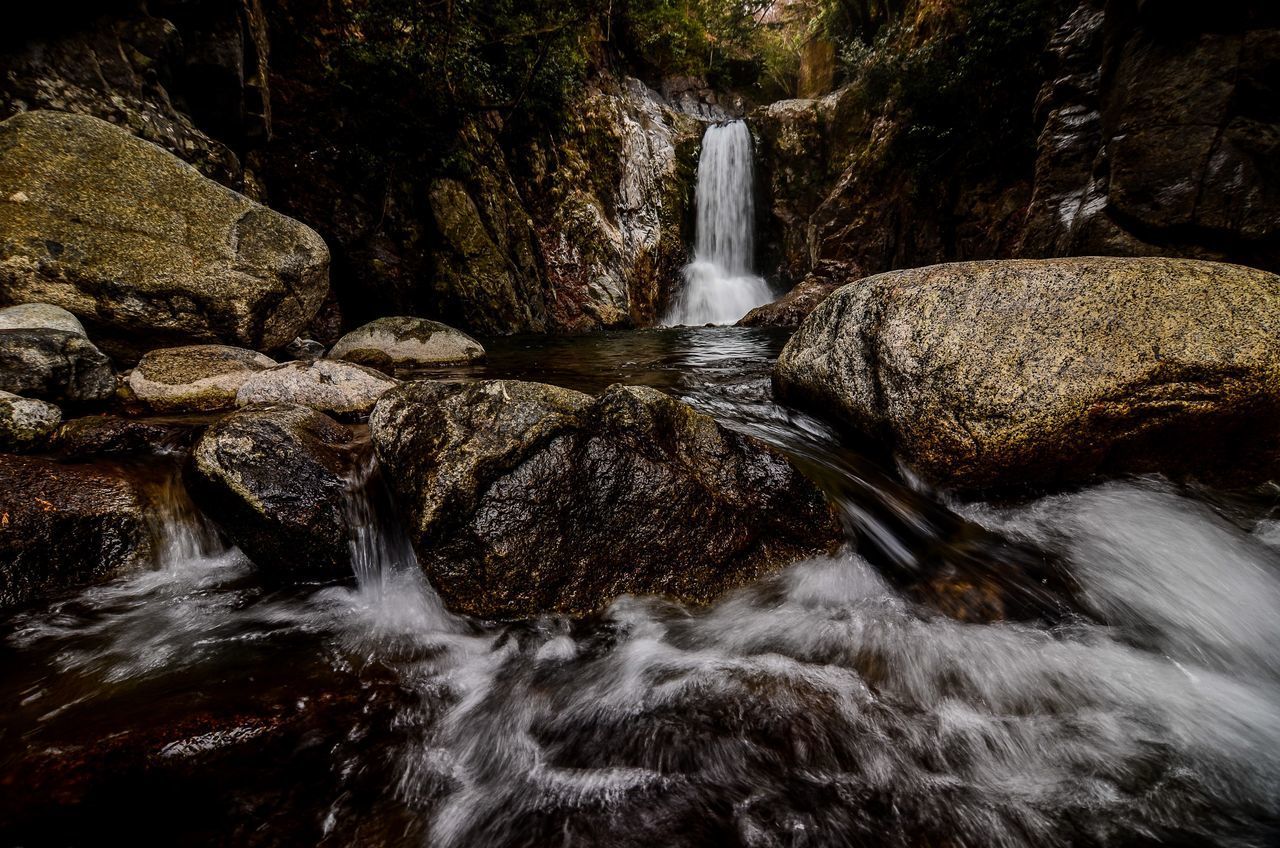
[0,303,87,336]
[0,390,61,452]
[0,328,114,404]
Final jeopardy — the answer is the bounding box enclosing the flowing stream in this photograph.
[666,121,774,326]
[2,328,1279,847]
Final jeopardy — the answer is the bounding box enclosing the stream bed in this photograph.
[2,327,1278,847]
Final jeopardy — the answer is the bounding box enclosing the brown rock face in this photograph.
[774,257,1280,493]
[0,0,271,194]
[370,380,842,620]
[0,455,151,608]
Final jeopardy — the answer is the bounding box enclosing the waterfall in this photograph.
[666,120,773,326]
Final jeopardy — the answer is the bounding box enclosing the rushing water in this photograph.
[2,327,1279,847]
[666,122,774,326]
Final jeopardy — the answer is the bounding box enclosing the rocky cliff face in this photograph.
[755,0,1280,287]
[260,0,703,337]
[1021,0,1280,269]
[1,0,270,196]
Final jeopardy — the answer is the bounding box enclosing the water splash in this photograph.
[666,121,773,325]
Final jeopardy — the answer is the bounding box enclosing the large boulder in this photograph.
[128,345,277,413]
[774,257,1280,492]
[370,380,842,619]
[0,111,328,358]
[188,404,355,578]
[327,316,485,373]
[0,455,151,607]
[235,360,397,419]
[0,328,114,403]
[0,390,60,452]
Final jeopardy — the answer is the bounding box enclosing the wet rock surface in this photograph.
[188,404,355,577]
[371,379,842,619]
[0,455,151,607]
[129,345,277,413]
[235,359,397,419]
[775,257,1280,493]
[52,414,202,461]
[328,317,485,372]
[0,328,114,404]
[738,262,851,328]
[0,111,328,358]
[0,389,60,451]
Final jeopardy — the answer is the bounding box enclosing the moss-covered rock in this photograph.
[128,345,277,413]
[774,257,1280,492]
[371,379,841,619]
[0,111,329,359]
[328,317,484,372]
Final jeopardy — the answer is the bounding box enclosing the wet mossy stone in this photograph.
[370,379,842,620]
[0,111,329,359]
[328,316,485,373]
[0,390,60,452]
[129,345,276,413]
[188,404,355,578]
[0,454,151,608]
[774,257,1280,493]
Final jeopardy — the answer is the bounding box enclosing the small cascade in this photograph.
[666,120,773,325]
[343,449,422,596]
[148,470,224,568]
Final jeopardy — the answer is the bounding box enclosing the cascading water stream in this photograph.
[665,121,774,325]
[2,331,1279,847]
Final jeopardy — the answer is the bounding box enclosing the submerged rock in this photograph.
[188,404,354,578]
[235,360,397,419]
[0,455,151,607]
[0,328,114,404]
[0,389,60,451]
[0,111,329,358]
[129,345,277,413]
[738,262,850,328]
[370,379,841,619]
[328,316,485,372]
[0,302,86,336]
[774,257,1280,492]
